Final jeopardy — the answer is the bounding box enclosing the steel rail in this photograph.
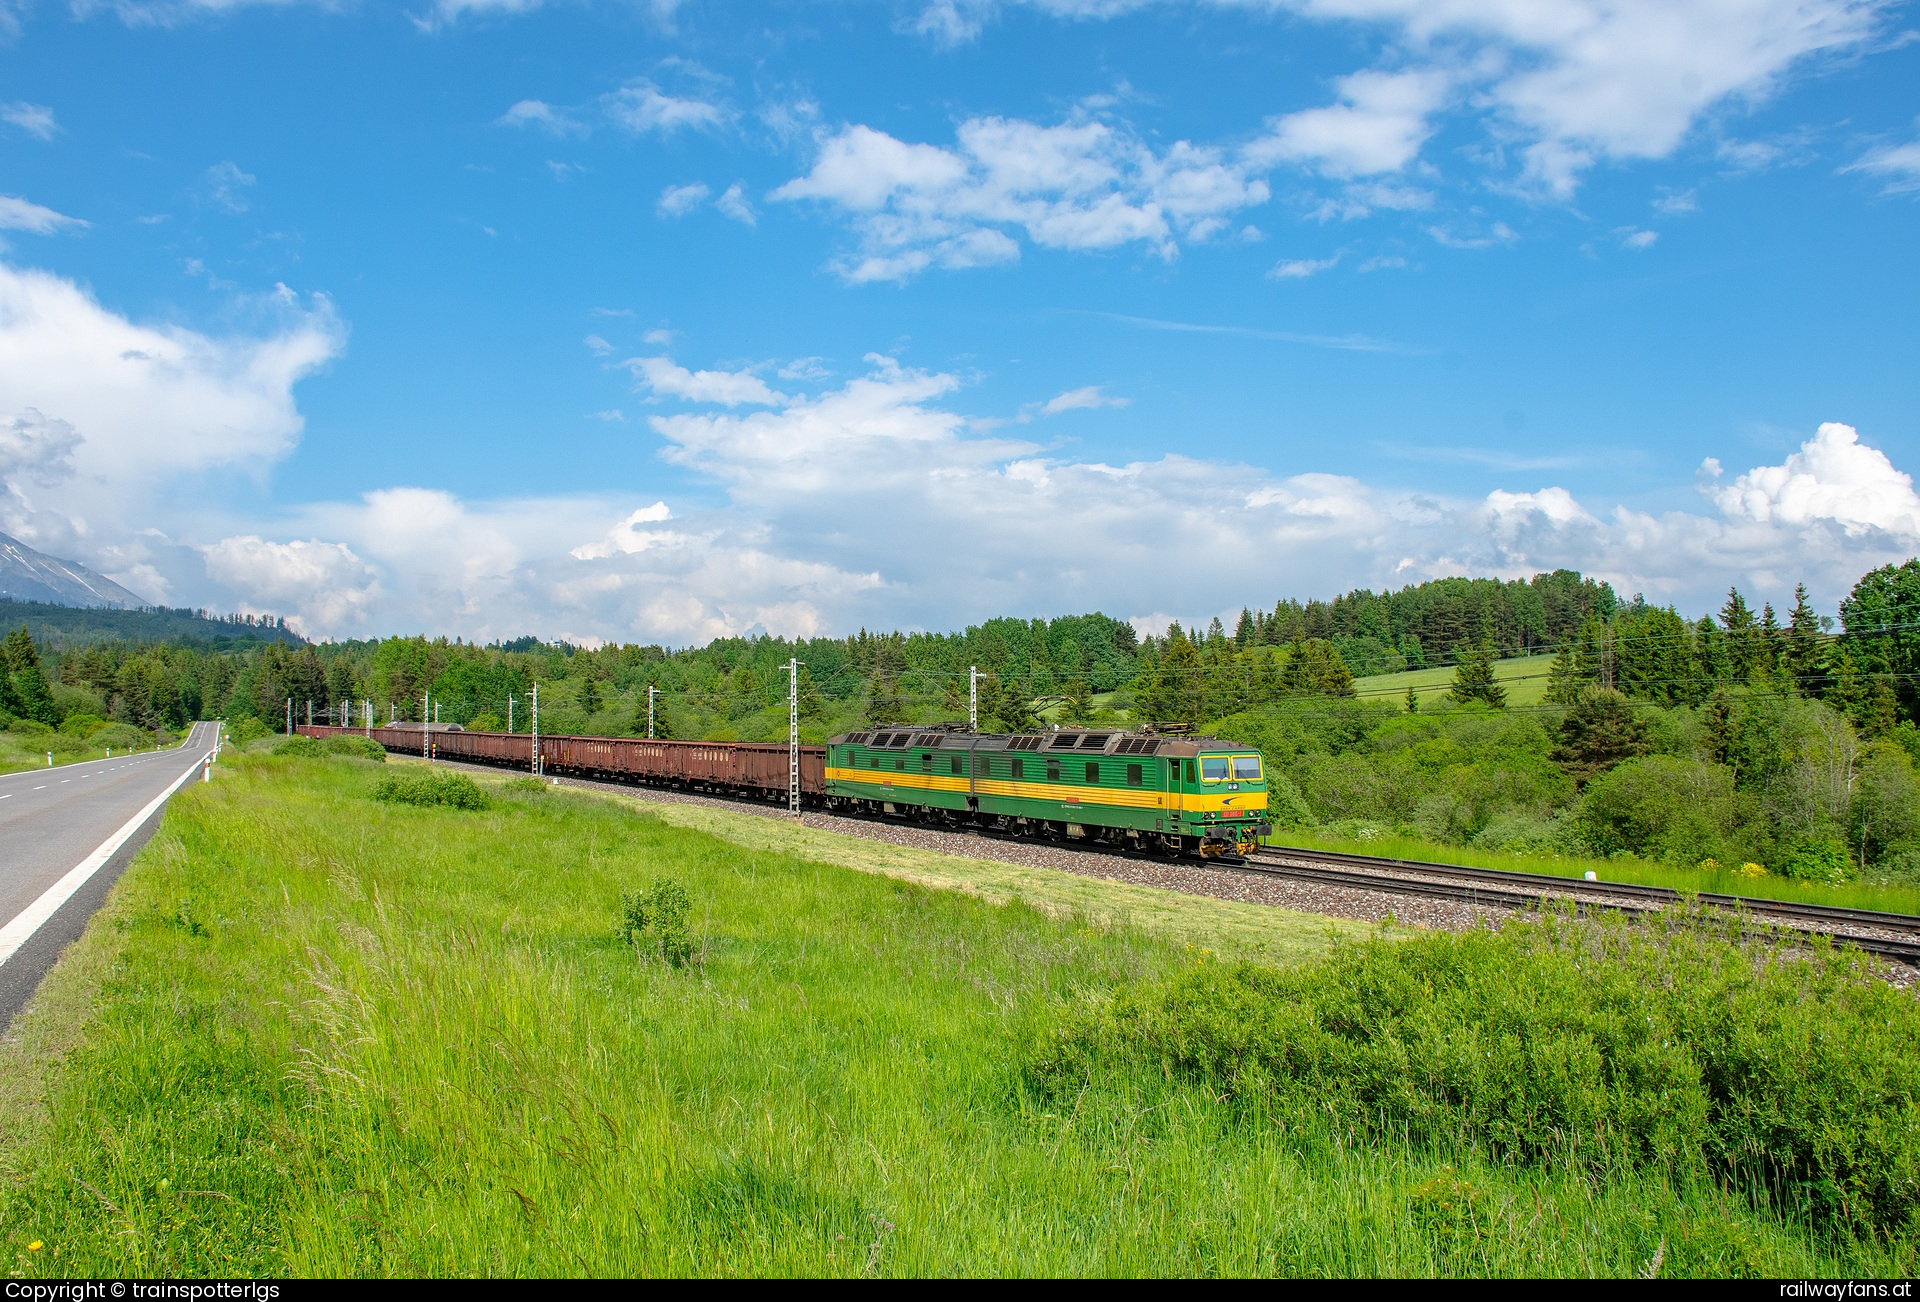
[1244,845,1920,962]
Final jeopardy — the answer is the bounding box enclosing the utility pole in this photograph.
[306,700,312,728]
[508,695,514,734]
[421,694,430,762]
[648,685,656,739]
[969,665,978,732]
[364,700,372,738]
[286,698,292,736]
[787,658,800,817]
[389,702,396,725]
[531,683,540,776]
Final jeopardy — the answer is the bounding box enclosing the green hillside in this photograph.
[1353,652,1558,709]
[0,598,304,651]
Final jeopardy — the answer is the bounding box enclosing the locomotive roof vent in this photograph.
[1047,733,1082,749]
[1078,733,1111,750]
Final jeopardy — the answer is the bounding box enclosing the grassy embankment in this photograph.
[0,727,176,776]
[2,751,1913,1277]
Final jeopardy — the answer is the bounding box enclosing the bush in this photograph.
[322,735,387,762]
[501,775,547,794]
[273,735,326,759]
[59,712,109,738]
[1027,909,1920,1236]
[468,712,505,732]
[225,716,272,747]
[7,717,51,737]
[91,723,150,751]
[371,769,490,811]
[1263,773,1314,829]
[1576,755,1739,861]
[618,878,695,967]
[1782,836,1855,884]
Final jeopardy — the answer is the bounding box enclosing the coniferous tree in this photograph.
[578,676,602,715]
[1721,587,1758,681]
[1785,582,1825,695]
[1548,689,1651,786]
[4,626,58,726]
[1448,643,1506,708]
[1545,640,1582,705]
[1234,607,1256,647]
[1405,683,1418,713]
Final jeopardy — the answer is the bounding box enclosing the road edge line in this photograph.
[0,736,209,970]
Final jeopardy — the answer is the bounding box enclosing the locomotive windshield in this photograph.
[1232,755,1262,780]
[1200,757,1230,781]
[1200,755,1263,781]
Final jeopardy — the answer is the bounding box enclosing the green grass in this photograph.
[0,730,176,775]
[2,752,1910,1277]
[1268,827,1920,916]
[1353,652,1558,708]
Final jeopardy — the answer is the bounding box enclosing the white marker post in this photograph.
[788,658,800,818]
[648,685,656,740]
[530,683,540,776]
[969,665,978,732]
[421,694,430,763]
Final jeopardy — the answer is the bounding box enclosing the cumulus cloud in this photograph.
[1270,254,1338,279]
[1704,423,1920,537]
[0,103,56,140]
[201,536,380,629]
[0,196,86,234]
[910,0,1885,197]
[604,80,727,134]
[1040,385,1128,415]
[774,114,1268,281]
[0,261,341,596]
[1245,68,1450,178]
[498,99,584,135]
[625,355,788,406]
[715,182,756,225]
[657,182,710,217]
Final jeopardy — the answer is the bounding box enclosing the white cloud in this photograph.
[604,80,728,134]
[916,0,1886,198]
[1844,136,1920,194]
[430,0,543,22]
[1705,422,1920,537]
[1270,254,1338,279]
[1040,385,1129,415]
[625,355,788,406]
[0,261,341,597]
[657,182,710,217]
[1618,227,1659,249]
[716,182,756,225]
[1357,253,1406,271]
[0,196,86,234]
[204,161,255,214]
[499,99,582,134]
[201,536,379,630]
[774,113,1269,281]
[0,103,56,141]
[641,328,674,345]
[1246,68,1450,178]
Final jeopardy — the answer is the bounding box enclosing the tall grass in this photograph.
[1,753,1911,1277]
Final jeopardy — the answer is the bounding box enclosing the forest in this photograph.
[7,560,1920,884]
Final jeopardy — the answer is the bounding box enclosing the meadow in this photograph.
[0,719,174,775]
[1,752,1914,1277]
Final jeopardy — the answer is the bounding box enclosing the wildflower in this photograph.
[1737,862,1767,879]
[28,1241,42,1251]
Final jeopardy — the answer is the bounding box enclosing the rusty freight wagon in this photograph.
[296,725,825,803]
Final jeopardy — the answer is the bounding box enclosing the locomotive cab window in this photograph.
[1046,758,1061,781]
[1012,757,1025,780]
[1201,757,1230,782]
[1126,763,1143,787]
[921,753,933,772]
[951,756,963,775]
[1084,762,1099,783]
[894,757,905,771]
[1232,755,1262,780]
[1186,760,1197,783]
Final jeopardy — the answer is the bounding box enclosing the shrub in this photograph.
[618,878,696,967]
[468,712,505,732]
[1026,909,1920,1236]
[273,735,326,759]
[322,735,387,762]
[59,712,109,738]
[225,716,272,747]
[92,723,150,751]
[7,717,51,737]
[1263,773,1314,829]
[1576,755,1738,860]
[501,775,547,795]
[1782,836,1855,884]
[371,770,490,811]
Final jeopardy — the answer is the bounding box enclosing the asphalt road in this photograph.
[0,721,219,1030]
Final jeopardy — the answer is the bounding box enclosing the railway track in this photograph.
[1243,844,1920,963]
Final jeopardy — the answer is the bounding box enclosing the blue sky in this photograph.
[0,0,1917,643]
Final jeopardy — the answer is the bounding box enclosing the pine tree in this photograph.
[1721,586,1758,680]
[1548,689,1651,786]
[1234,607,1255,647]
[578,676,602,715]
[3,626,57,726]
[1545,640,1582,705]
[1448,643,1506,708]
[1786,582,1824,695]
[1405,683,1418,713]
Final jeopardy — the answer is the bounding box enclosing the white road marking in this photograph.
[32,786,44,791]
[0,753,208,970]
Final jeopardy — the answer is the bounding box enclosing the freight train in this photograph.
[295,722,1272,857]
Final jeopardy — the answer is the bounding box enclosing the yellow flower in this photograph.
[27,1241,42,1251]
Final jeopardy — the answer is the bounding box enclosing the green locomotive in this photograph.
[824,725,1271,857]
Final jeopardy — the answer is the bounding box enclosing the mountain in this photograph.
[0,532,148,608]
